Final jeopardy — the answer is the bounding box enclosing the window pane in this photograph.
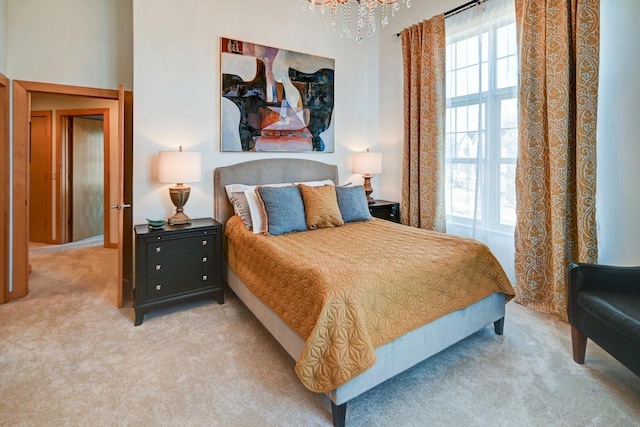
[507,56,518,87]
[497,25,508,57]
[497,23,517,57]
[497,56,517,89]
[446,133,457,158]
[456,68,468,97]
[456,106,468,132]
[456,39,468,67]
[467,104,479,131]
[506,23,517,56]
[500,129,518,158]
[481,62,489,92]
[467,36,479,66]
[467,64,479,95]
[496,57,508,88]
[496,23,518,89]
[481,32,489,62]
[500,98,518,128]
[446,163,482,221]
[500,164,516,227]
[500,98,518,158]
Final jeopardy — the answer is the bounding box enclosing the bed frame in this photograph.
[214,158,506,427]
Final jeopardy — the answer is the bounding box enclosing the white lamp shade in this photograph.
[158,150,202,184]
[352,151,382,175]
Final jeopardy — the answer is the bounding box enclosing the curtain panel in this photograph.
[401,15,446,232]
[514,0,599,320]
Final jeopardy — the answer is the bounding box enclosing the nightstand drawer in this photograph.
[146,234,216,260]
[146,251,214,279]
[146,271,216,302]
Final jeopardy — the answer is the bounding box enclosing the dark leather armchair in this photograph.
[568,263,640,376]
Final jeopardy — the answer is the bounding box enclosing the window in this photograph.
[445,19,518,233]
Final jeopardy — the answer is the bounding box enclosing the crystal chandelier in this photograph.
[300,0,411,43]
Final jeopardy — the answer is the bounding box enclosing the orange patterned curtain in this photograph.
[514,0,599,320]
[400,15,446,232]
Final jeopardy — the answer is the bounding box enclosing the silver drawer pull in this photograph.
[155,264,162,271]
[202,275,208,281]
[202,240,208,246]
[155,247,162,253]
[155,284,162,291]
[202,256,208,263]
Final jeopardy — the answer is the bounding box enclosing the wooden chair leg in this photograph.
[571,326,587,364]
[331,401,347,427]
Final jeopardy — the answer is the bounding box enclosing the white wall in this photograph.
[132,0,382,224]
[596,0,640,265]
[0,0,6,75]
[6,0,132,90]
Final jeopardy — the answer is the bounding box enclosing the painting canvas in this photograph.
[221,38,335,152]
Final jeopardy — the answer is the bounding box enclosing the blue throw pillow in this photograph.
[257,186,308,235]
[335,186,372,223]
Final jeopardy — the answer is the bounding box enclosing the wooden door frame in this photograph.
[57,108,113,248]
[11,80,132,303]
[0,74,9,304]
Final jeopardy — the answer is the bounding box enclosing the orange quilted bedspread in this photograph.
[224,215,514,393]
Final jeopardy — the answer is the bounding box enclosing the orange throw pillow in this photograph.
[298,184,344,230]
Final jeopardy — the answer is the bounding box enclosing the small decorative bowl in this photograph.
[146,218,166,229]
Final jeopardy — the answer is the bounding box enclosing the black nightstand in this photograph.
[369,200,400,223]
[133,217,224,326]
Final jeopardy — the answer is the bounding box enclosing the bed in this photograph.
[213,158,513,426]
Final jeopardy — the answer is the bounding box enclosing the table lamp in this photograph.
[158,146,201,225]
[352,148,382,204]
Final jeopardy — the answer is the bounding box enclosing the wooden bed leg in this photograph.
[493,317,504,335]
[571,326,587,364]
[331,401,347,427]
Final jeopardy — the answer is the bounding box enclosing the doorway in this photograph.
[29,101,116,249]
[10,81,133,306]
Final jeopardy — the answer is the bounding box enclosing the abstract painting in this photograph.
[221,38,335,152]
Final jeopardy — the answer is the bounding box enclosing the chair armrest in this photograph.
[567,263,640,324]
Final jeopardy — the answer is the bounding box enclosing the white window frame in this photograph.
[445,17,517,234]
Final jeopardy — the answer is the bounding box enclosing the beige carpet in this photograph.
[1,245,639,426]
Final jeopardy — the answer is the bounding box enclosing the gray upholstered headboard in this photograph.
[213,158,339,227]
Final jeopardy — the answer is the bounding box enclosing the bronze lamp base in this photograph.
[168,183,192,225]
